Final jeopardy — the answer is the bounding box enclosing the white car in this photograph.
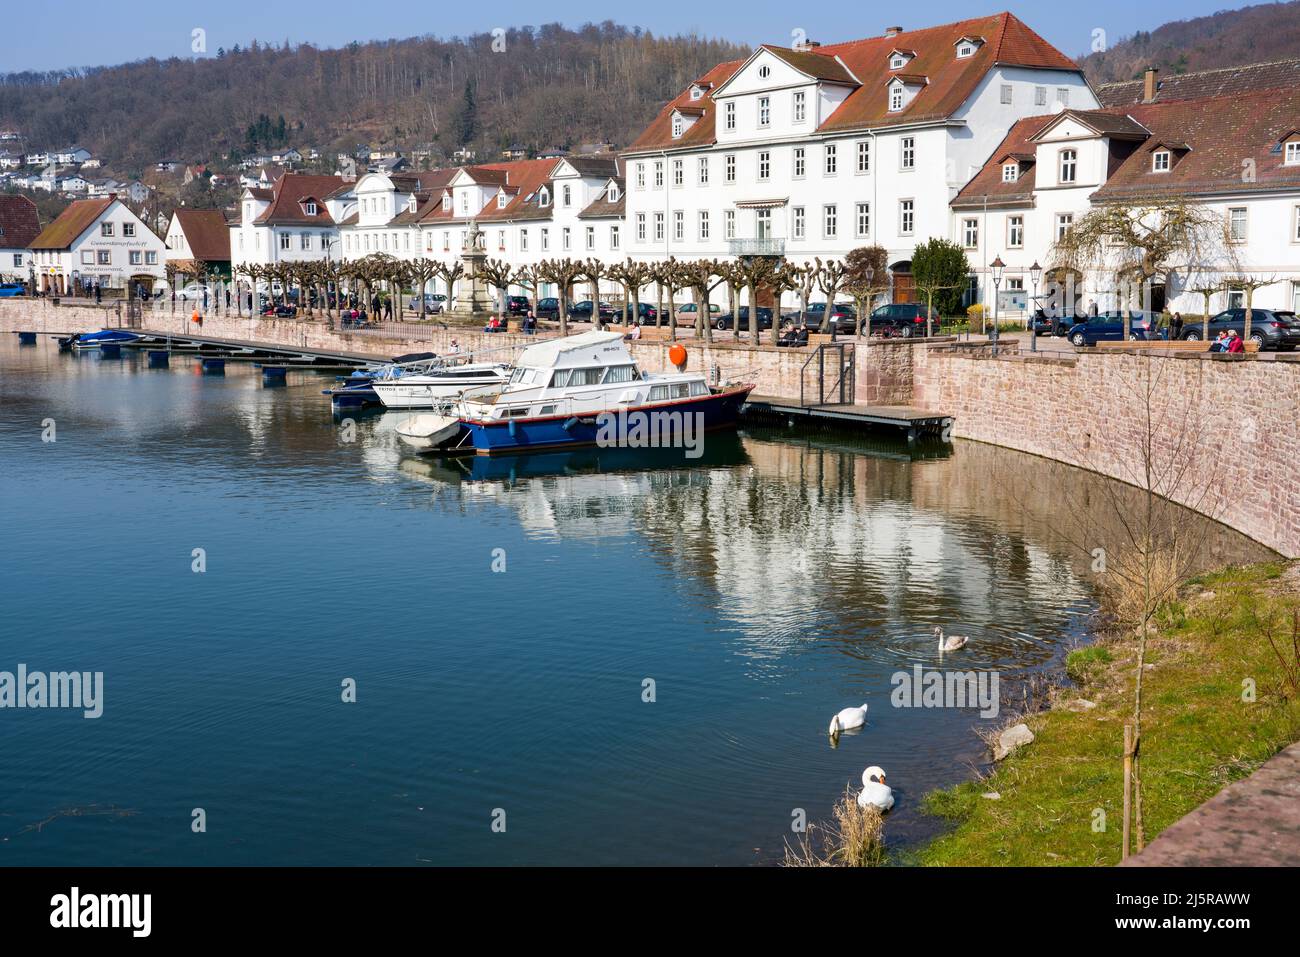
[175,282,212,301]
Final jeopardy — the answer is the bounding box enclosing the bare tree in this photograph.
[539,258,584,336]
[478,257,516,325]
[608,259,654,328]
[842,246,890,339]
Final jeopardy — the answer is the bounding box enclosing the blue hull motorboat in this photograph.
[59,329,141,351]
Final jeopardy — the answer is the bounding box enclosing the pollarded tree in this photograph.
[407,256,440,320]
[731,256,779,348]
[434,260,466,312]
[678,259,726,344]
[478,257,516,324]
[579,258,609,323]
[608,259,654,327]
[1051,198,1231,340]
[512,263,546,322]
[842,245,890,338]
[911,238,970,337]
[1230,274,1279,344]
[539,258,584,336]
[814,257,850,334]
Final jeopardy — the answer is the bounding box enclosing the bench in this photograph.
[1094,339,1260,354]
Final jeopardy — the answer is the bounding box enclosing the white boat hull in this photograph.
[397,413,463,449]
[372,369,507,409]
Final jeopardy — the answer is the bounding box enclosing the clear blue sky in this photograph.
[5,0,1260,73]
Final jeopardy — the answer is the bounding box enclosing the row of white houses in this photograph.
[26,12,1296,315]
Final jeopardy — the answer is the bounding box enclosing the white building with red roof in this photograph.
[230,173,355,271]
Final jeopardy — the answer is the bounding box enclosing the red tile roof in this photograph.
[172,208,231,262]
[0,194,41,249]
[627,14,1078,152]
[1096,58,1300,108]
[30,197,116,249]
[951,114,1045,208]
[253,173,346,226]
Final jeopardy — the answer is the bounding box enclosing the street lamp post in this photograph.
[1029,260,1042,354]
[990,255,1005,357]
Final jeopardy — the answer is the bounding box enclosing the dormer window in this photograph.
[672,115,684,138]
[408,196,417,212]
[957,43,974,58]
[1152,150,1171,173]
[889,84,904,112]
[304,201,317,216]
[1002,163,1019,183]
[497,192,507,209]
[1285,141,1300,166]
[607,182,619,202]
[538,186,550,208]
[689,85,704,101]
[890,55,908,70]
[442,195,451,211]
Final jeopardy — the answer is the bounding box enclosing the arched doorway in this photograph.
[890,260,914,304]
[1043,267,1083,319]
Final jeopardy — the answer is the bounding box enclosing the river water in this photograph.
[0,337,1270,864]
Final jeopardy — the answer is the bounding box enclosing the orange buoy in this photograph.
[191,310,202,324]
[668,343,688,368]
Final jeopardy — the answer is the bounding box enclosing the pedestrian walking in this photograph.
[93,279,102,304]
[1171,312,1184,339]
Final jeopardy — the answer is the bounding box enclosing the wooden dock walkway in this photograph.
[743,394,953,442]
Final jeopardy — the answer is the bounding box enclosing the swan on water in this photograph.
[935,626,969,652]
[858,766,895,812]
[828,703,869,734]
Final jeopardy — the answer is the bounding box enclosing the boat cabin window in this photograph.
[690,380,709,397]
[603,365,636,384]
[538,405,556,415]
[509,367,544,386]
[649,382,693,401]
[498,407,532,419]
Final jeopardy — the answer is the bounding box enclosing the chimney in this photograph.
[885,26,903,38]
[1142,67,1159,103]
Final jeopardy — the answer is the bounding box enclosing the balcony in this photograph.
[728,237,785,257]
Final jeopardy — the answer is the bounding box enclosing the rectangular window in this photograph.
[725,101,736,131]
[1055,213,1073,241]
[1008,215,1024,248]
[1000,84,1013,105]
[698,157,709,185]
[541,228,550,251]
[792,206,805,240]
[520,229,529,251]
[725,154,736,183]
[636,163,645,189]
[793,147,805,178]
[146,251,158,265]
[1294,206,1300,242]
[654,161,664,188]
[129,250,142,265]
[857,140,870,174]
[793,91,806,123]
[1002,163,1019,183]
[889,85,904,112]
[1057,88,1070,106]
[724,210,735,240]
[698,211,710,241]
[758,96,770,128]
[636,214,646,242]
[100,222,114,237]
[855,202,870,238]
[610,226,620,250]
[1035,86,1047,106]
[901,137,915,170]
[97,249,111,265]
[900,199,915,236]
[962,218,979,249]
[824,144,837,175]
[123,223,135,237]
[585,226,595,250]
[756,208,772,239]
[823,204,838,239]
[1153,151,1170,172]
[300,232,311,250]
[672,159,683,187]
[562,227,572,250]
[1286,142,1300,166]
[279,233,291,249]
[1059,149,1077,184]
[1228,207,1247,243]
[81,250,94,265]
[673,211,684,241]
[758,151,770,182]
[654,213,665,242]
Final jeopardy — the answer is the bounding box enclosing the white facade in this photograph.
[28,198,166,294]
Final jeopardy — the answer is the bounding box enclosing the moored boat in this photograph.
[398,330,754,455]
[372,361,510,409]
[59,329,141,351]
[322,351,440,408]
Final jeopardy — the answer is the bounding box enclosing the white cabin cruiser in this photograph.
[372,360,510,409]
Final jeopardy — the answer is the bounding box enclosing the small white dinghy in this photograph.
[396,413,462,450]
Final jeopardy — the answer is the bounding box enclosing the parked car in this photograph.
[865,303,942,338]
[0,281,25,297]
[407,293,446,313]
[1029,309,1072,336]
[1179,308,1300,351]
[620,301,659,324]
[568,300,617,323]
[1065,311,1154,347]
[175,282,211,301]
[785,302,858,334]
[505,295,531,316]
[715,306,774,331]
[677,302,721,324]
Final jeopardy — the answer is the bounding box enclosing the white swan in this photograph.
[935,626,969,652]
[858,766,895,812]
[828,703,869,734]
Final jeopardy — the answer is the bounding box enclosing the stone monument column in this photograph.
[451,219,494,319]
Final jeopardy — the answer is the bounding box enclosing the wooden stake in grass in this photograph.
[1122,723,1134,860]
